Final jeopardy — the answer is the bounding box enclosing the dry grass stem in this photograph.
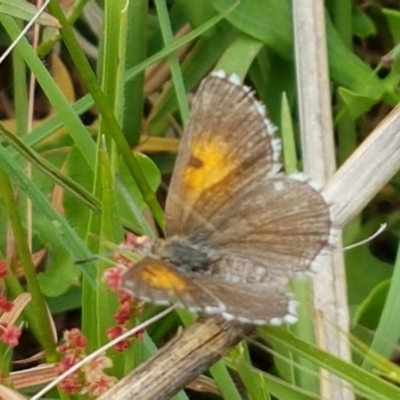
[324,103,400,226]
[99,317,251,400]
[292,1,352,399]
[144,24,192,97]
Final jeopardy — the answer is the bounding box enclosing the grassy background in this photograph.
[1,0,400,399]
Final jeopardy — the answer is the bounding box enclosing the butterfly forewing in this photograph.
[165,72,281,237]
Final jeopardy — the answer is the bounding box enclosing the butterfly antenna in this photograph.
[342,223,387,251]
[75,252,116,265]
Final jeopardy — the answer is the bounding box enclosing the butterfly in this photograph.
[121,70,337,325]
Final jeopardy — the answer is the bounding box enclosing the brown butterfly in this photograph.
[121,71,337,325]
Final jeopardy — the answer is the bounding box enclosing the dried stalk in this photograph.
[324,103,400,226]
[99,317,251,399]
[292,1,352,399]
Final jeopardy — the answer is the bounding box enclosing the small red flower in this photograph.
[107,325,126,340]
[86,374,118,397]
[103,266,125,292]
[114,298,133,324]
[123,233,151,249]
[0,325,22,347]
[0,295,13,312]
[57,372,82,395]
[83,354,113,381]
[0,261,8,278]
[118,290,131,303]
[63,328,87,351]
[55,353,80,374]
[107,325,131,352]
[134,328,145,340]
[114,340,131,352]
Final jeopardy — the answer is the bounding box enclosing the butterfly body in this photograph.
[122,71,337,325]
[154,235,218,274]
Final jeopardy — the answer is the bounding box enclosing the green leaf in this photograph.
[383,8,400,43]
[0,0,59,27]
[337,87,379,120]
[0,142,95,276]
[212,0,385,106]
[0,14,97,170]
[362,240,400,370]
[354,280,390,329]
[117,153,161,233]
[0,122,100,213]
[352,7,376,38]
[346,245,392,313]
[262,327,400,400]
[64,145,95,237]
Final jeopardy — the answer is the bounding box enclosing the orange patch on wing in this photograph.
[139,262,190,292]
[183,135,233,203]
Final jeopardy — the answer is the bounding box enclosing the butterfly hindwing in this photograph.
[122,257,224,313]
[207,174,335,280]
[192,276,298,325]
[122,257,297,325]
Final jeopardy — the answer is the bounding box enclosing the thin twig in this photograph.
[0,0,50,65]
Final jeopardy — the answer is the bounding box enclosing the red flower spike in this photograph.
[0,295,13,313]
[114,299,133,324]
